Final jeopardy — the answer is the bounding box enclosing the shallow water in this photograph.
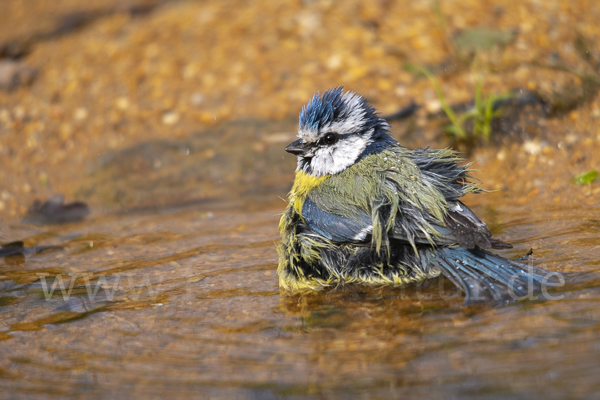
[1,154,600,399]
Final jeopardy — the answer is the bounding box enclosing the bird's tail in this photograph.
[431,246,565,304]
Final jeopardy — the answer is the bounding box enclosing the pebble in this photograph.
[523,140,541,155]
[0,61,37,90]
[162,111,180,125]
[74,107,88,121]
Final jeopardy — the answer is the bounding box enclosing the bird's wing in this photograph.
[300,150,463,248]
[301,147,511,250]
[303,186,454,248]
[406,148,512,250]
[303,182,509,251]
[301,197,374,243]
[443,201,512,249]
[386,189,511,250]
[303,187,510,251]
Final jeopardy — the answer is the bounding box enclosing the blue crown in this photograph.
[299,87,341,131]
[299,87,384,134]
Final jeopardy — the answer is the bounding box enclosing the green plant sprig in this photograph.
[421,67,513,141]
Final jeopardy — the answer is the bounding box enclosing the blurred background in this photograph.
[1,1,600,399]
[0,0,599,219]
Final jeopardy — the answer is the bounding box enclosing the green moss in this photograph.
[572,170,599,185]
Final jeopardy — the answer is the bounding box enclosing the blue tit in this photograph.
[277,87,561,303]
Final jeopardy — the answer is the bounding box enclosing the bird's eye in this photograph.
[322,133,338,145]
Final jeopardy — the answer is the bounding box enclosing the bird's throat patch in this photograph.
[289,171,329,214]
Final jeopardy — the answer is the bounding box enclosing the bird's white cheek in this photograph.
[311,138,368,176]
[329,147,360,173]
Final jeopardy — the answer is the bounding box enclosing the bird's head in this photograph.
[286,87,395,177]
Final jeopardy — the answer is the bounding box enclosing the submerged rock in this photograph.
[22,194,90,225]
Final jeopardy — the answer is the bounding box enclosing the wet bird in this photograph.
[277,87,561,303]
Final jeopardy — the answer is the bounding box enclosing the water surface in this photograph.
[1,155,599,399]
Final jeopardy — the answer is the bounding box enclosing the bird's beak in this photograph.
[285,139,311,156]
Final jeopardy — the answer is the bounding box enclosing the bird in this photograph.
[277,87,562,304]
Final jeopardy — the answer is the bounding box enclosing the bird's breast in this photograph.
[289,171,330,214]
